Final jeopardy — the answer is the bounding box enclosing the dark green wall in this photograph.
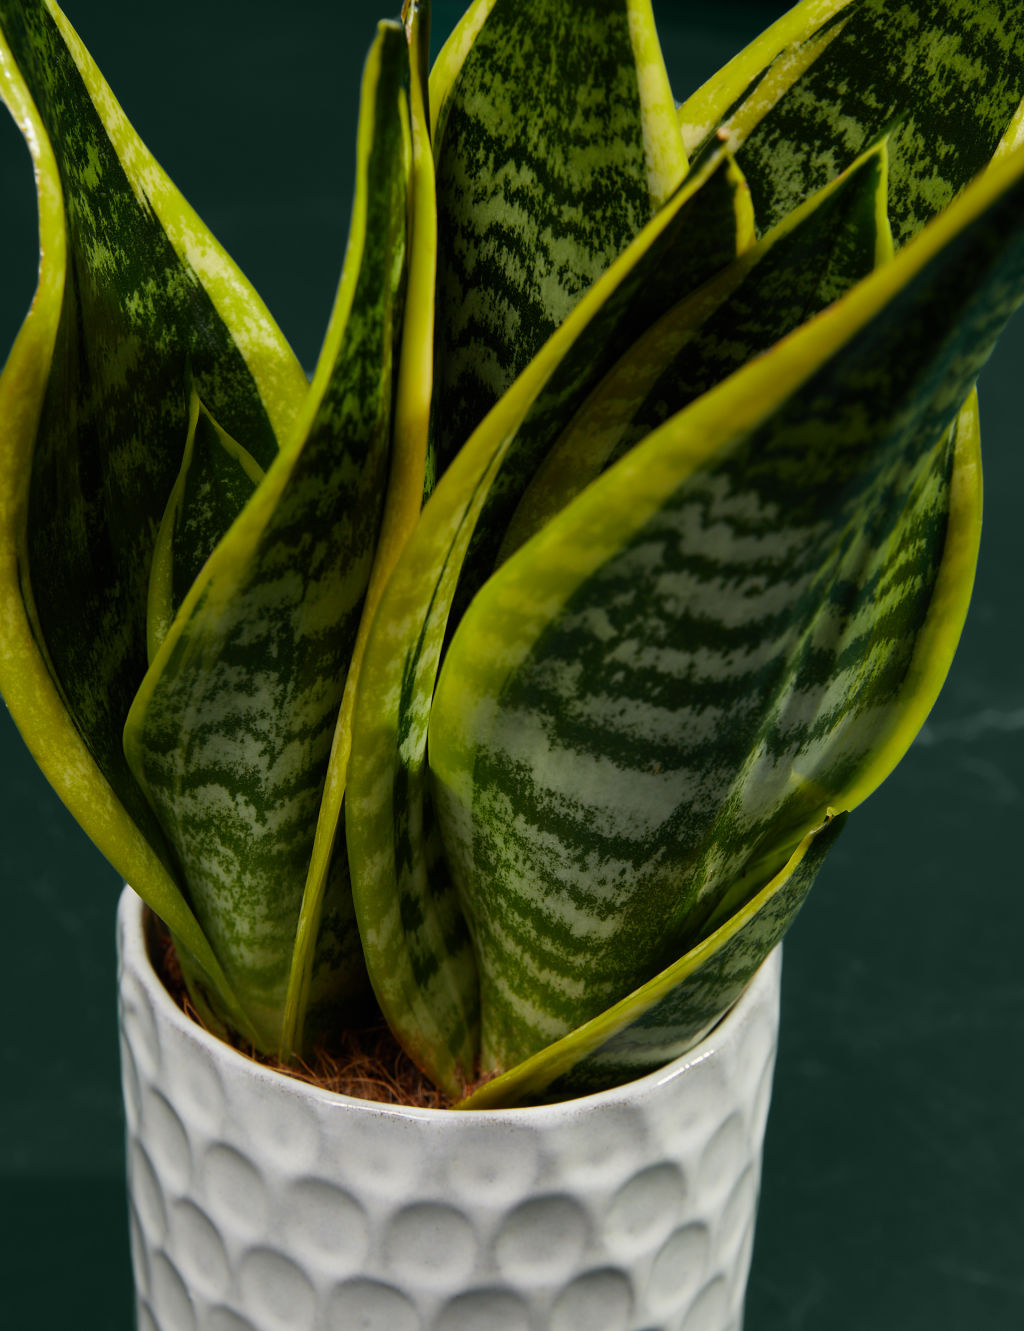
[1,3,1020,1326]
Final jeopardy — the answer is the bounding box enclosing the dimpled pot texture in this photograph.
[117,885,782,1331]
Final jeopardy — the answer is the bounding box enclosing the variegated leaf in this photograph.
[677,0,850,157]
[147,389,265,662]
[428,0,688,480]
[682,0,1024,247]
[446,151,754,645]
[0,0,307,1032]
[346,149,754,1097]
[123,21,412,1053]
[427,139,1017,1072]
[503,137,893,555]
[281,0,438,1057]
[461,812,846,1108]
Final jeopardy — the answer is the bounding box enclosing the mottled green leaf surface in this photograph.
[446,151,754,641]
[2,2,299,833]
[147,391,265,662]
[503,140,892,555]
[0,0,307,1026]
[123,22,412,1051]
[280,0,439,1060]
[687,0,1024,246]
[4,0,1024,1105]
[428,141,1019,1070]
[429,0,687,478]
[346,153,758,1096]
[463,813,845,1107]
[1,2,300,830]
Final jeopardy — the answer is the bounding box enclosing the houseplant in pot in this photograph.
[2,0,1024,1325]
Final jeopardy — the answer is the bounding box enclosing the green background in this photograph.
[0,1,1021,1326]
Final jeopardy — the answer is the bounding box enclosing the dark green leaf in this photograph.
[429,0,687,476]
[0,0,307,1030]
[123,22,412,1052]
[462,812,845,1107]
[147,389,265,662]
[346,151,758,1097]
[447,151,755,642]
[428,140,1021,1072]
[503,139,893,555]
[688,0,1024,246]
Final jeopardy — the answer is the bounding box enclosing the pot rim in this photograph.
[118,883,781,1123]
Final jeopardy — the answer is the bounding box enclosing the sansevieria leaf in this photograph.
[677,0,850,156]
[427,138,1012,1071]
[4,0,1024,1114]
[0,0,307,1030]
[123,21,413,1052]
[281,0,438,1058]
[446,150,754,641]
[346,150,759,1097]
[682,0,1024,246]
[502,137,893,555]
[428,0,688,479]
[147,387,265,663]
[461,812,846,1107]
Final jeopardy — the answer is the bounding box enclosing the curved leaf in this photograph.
[429,0,688,478]
[446,151,754,646]
[147,389,265,663]
[502,137,893,557]
[684,0,1024,246]
[281,0,438,1058]
[346,150,760,1097]
[461,812,845,1107]
[0,0,306,1029]
[678,0,852,155]
[123,21,412,1052]
[427,143,1012,1070]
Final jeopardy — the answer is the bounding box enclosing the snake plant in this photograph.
[1,0,1023,1108]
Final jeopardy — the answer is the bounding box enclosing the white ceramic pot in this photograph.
[117,885,781,1331]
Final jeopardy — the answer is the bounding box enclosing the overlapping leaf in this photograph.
[4,0,1024,1109]
[428,0,688,480]
[677,0,851,157]
[282,0,437,1058]
[461,812,846,1107]
[445,153,755,643]
[146,390,265,662]
[427,138,1011,1070]
[0,0,307,1029]
[503,138,893,554]
[681,0,1024,245]
[123,22,413,1052]
[346,150,756,1097]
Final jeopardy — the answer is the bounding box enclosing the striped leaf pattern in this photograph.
[147,390,265,662]
[428,142,1021,1071]
[429,0,687,478]
[0,0,306,1030]
[685,0,1024,247]
[503,139,893,555]
[4,5,295,826]
[3,0,1024,1104]
[123,22,412,1052]
[346,152,762,1097]
[279,0,439,1058]
[445,151,755,641]
[462,813,846,1107]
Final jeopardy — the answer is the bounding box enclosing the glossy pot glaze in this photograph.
[117,886,781,1331]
